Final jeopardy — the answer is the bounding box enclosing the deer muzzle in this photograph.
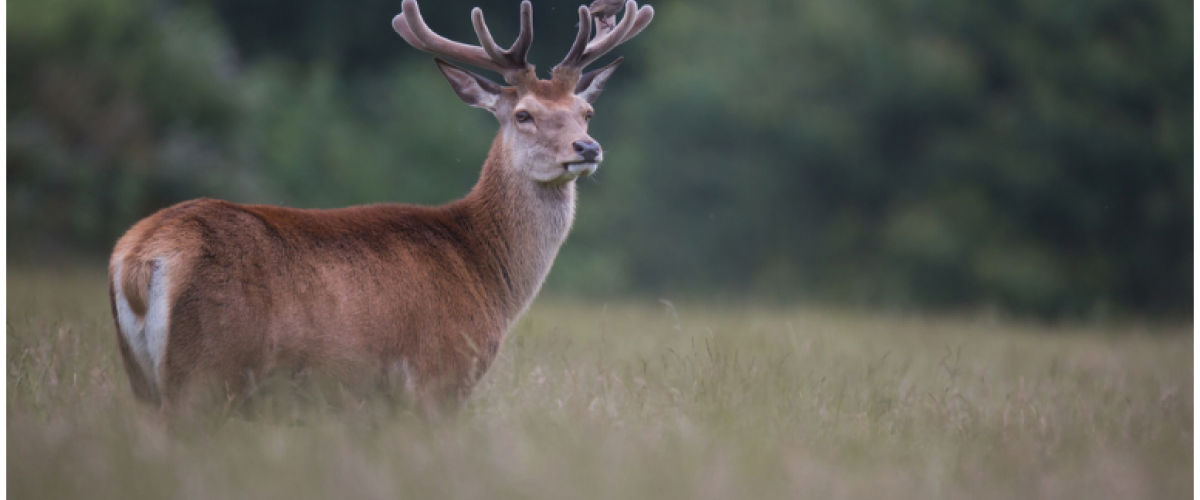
[566,139,602,176]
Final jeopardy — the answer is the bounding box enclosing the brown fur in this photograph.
[112,133,580,417]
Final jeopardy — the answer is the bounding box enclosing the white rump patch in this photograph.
[112,258,170,395]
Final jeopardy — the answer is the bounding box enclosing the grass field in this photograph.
[7,267,1193,499]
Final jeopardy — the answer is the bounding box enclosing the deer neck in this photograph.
[456,135,576,320]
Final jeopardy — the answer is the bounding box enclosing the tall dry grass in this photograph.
[7,268,1192,499]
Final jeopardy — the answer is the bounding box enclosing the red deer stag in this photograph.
[108,0,654,418]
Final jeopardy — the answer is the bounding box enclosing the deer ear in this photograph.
[435,58,503,111]
[575,57,623,104]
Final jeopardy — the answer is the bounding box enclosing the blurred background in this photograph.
[8,0,1192,318]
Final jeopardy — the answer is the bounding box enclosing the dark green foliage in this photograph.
[9,0,239,254]
[600,0,1191,315]
[7,0,1191,316]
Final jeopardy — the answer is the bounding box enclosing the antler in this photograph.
[556,0,654,72]
[393,0,534,83]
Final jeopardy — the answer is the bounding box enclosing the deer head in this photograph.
[392,0,654,184]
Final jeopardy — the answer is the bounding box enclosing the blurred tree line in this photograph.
[8,0,1192,316]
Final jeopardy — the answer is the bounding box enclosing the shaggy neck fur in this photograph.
[454,134,576,323]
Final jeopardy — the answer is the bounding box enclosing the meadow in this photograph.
[7,267,1192,499]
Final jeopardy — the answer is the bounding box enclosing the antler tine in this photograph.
[556,0,654,72]
[617,4,654,42]
[470,8,507,64]
[561,6,592,68]
[470,1,534,70]
[393,0,533,81]
[584,1,653,64]
[509,1,534,65]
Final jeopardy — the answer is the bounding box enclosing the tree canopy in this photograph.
[9,0,1192,317]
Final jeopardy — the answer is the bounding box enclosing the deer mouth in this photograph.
[564,161,599,177]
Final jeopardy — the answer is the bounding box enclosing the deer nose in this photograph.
[573,140,601,162]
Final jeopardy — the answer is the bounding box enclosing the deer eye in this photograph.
[515,111,533,123]
[584,110,594,121]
